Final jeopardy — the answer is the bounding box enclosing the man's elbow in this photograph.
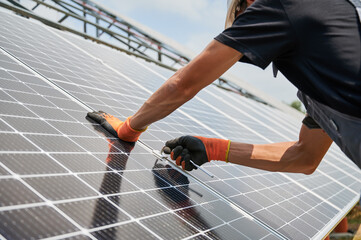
[295,144,323,175]
[302,160,319,175]
[283,142,323,175]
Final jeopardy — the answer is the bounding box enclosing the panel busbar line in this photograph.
[56,29,361,239]
[0,10,360,239]
[0,13,281,240]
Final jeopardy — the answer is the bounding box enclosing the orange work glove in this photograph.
[87,111,146,142]
[162,136,231,171]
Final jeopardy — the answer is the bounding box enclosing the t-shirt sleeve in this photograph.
[215,0,295,69]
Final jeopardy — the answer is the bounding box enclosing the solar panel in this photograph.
[0,12,283,240]
[0,47,279,239]
[0,10,360,240]
[55,30,361,239]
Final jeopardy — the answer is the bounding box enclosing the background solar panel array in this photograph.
[0,10,360,240]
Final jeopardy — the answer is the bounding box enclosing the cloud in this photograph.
[184,32,215,54]
[229,64,299,103]
[102,0,225,30]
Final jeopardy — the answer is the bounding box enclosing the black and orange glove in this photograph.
[162,136,231,171]
[87,111,146,142]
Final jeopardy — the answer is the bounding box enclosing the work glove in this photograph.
[87,111,146,142]
[162,136,231,171]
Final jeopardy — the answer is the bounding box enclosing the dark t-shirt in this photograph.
[215,0,361,118]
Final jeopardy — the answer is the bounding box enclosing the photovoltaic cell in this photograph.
[91,222,158,240]
[0,206,79,239]
[0,10,360,240]
[0,153,67,175]
[56,197,130,228]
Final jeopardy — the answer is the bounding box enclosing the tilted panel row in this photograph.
[0,11,360,240]
[0,12,279,240]
[59,27,361,239]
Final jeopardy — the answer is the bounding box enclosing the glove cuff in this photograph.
[117,117,147,142]
[195,136,231,162]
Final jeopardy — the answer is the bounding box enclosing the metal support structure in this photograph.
[31,2,40,10]
[6,0,28,10]
[83,6,86,33]
[158,45,162,62]
[0,0,272,106]
[95,17,99,37]
[127,26,131,51]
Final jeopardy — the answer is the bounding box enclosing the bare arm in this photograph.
[228,125,333,174]
[130,40,242,130]
[129,39,331,174]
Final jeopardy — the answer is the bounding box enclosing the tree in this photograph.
[290,100,304,113]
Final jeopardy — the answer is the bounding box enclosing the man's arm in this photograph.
[228,125,333,174]
[165,125,332,174]
[87,40,241,141]
[130,40,243,130]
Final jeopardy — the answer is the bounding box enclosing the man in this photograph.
[88,0,361,174]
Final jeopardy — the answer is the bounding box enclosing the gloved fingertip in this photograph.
[182,154,191,171]
[172,146,183,160]
[162,146,171,154]
[165,137,180,148]
[181,161,186,170]
[175,156,182,165]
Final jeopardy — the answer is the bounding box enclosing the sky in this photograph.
[18,0,299,104]
[96,0,299,104]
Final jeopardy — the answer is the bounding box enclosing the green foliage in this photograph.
[289,100,304,113]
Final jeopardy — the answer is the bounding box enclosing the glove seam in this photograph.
[225,140,231,163]
[128,117,148,132]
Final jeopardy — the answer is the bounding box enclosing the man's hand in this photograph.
[162,136,231,171]
[87,111,146,142]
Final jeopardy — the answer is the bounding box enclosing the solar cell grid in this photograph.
[0,10,360,240]
[0,15,279,239]
[108,40,361,238]
[0,206,80,239]
[50,33,356,237]
[0,54,334,238]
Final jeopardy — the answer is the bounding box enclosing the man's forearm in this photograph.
[129,40,243,130]
[130,70,194,130]
[228,141,316,174]
[228,125,332,174]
